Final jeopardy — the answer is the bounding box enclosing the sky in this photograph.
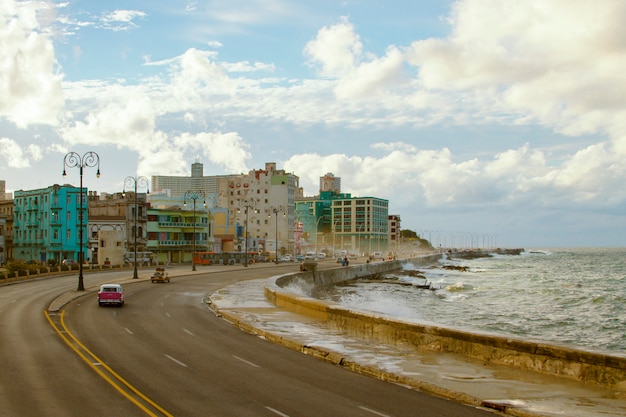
[1,0,626,248]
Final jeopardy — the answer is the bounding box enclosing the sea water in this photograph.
[319,248,626,353]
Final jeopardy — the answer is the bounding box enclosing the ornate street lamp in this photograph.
[123,176,149,279]
[237,199,257,267]
[184,191,205,271]
[269,206,285,263]
[62,151,100,291]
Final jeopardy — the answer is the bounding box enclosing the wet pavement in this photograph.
[209,272,626,417]
[47,263,626,417]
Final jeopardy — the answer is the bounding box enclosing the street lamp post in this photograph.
[238,199,257,267]
[269,206,285,263]
[314,215,324,253]
[123,176,149,279]
[184,191,206,271]
[62,151,100,291]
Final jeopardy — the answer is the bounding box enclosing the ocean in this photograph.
[316,247,626,353]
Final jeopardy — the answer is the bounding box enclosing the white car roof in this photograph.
[100,284,123,290]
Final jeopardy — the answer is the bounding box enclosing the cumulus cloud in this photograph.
[0,0,64,127]
[406,0,626,148]
[285,137,626,211]
[0,138,31,168]
[304,18,408,99]
[4,0,626,245]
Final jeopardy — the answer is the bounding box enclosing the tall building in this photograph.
[332,196,389,254]
[153,161,299,257]
[320,172,341,193]
[227,163,299,257]
[151,162,228,197]
[13,184,87,263]
[295,190,390,255]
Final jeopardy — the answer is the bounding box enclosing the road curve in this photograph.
[1,265,496,417]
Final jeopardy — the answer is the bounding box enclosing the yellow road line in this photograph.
[45,310,174,417]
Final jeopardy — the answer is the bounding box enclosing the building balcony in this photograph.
[157,221,185,227]
[157,221,205,228]
[154,239,208,247]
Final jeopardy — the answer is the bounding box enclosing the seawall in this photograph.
[264,255,626,392]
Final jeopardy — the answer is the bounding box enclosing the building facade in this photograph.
[88,191,148,264]
[331,196,389,254]
[226,163,299,258]
[154,161,299,259]
[295,190,390,255]
[146,206,209,265]
[0,188,11,263]
[388,214,401,254]
[13,184,87,263]
[320,172,341,193]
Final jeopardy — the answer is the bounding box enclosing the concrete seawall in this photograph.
[265,255,626,392]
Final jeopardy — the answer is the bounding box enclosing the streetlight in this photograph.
[269,206,285,263]
[184,191,205,271]
[123,176,149,279]
[238,199,257,267]
[314,215,324,253]
[62,151,101,291]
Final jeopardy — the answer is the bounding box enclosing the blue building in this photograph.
[13,184,87,263]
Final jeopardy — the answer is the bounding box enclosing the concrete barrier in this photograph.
[265,255,626,391]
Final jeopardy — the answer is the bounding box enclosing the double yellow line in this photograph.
[45,310,173,417]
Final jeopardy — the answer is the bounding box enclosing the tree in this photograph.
[401,229,432,249]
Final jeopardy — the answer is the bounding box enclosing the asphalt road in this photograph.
[0,265,498,417]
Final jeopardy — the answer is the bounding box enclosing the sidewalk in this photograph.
[210,278,626,417]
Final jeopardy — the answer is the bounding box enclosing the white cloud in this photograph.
[102,10,146,23]
[100,9,146,31]
[304,17,362,78]
[0,0,64,127]
[406,0,626,148]
[0,138,30,168]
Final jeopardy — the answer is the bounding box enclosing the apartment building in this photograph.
[13,184,86,263]
[146,206,209,265]
[153,162,299,258]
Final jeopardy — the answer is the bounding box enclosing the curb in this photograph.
[213,306,544,417]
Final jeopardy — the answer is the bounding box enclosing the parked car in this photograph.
[62,259,77,265]
[278,255,293,262]
[295,254,304,262]
[316,252,327,259]
[304,252,316,260]
[97,284,125,307]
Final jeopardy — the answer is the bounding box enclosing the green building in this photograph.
[146,206,210,265]
[13,184,87,263]
[295,190,389,255]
